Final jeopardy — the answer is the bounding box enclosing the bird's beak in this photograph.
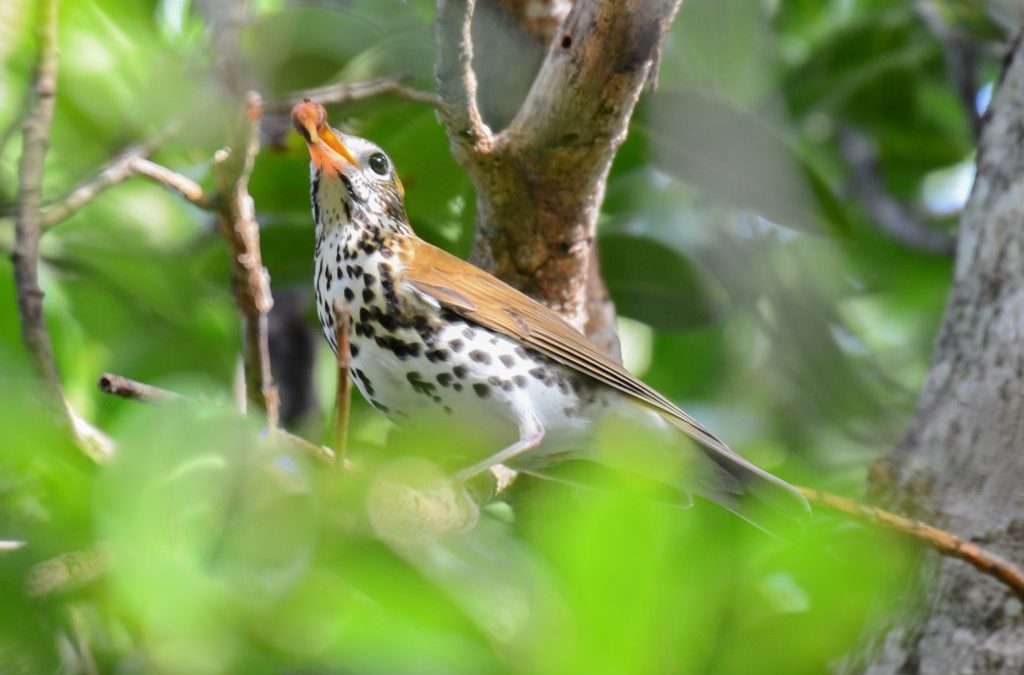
[291,99,360,170]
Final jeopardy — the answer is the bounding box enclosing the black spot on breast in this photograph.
[448,338,464,352]
[352,368,375,397]
[363,273,376,286]
[335,249,341,263]
[513,375,527,388]
[499,354,514,368]
[473,383,489,398]
[453,383,463,392]
[453,365,468,379]
[406,371,436,396]
[463,327,475,339]
[426,348,449,363]
[350,343,360,357]
[437,372,453,387]
[469,350,491,365]
[344,288,355,302]
[529,367,548,381]
[362,288,375,303]
[443,405,453,415]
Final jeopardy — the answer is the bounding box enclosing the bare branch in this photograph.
[332,300,352,464]
[11,0,67,417]
[129,157,207,207]
[436,0,682,353]
[800,487,1024,602]
[211,93,279,428]
[839,126,956,256]
[97,372,334,465]
[275,76,439,111]
[98,373,185,404]
[435,0,493,156]
[36,139,160,229]
[27,545,110,597]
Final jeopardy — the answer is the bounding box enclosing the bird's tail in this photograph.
[664,415,811,530]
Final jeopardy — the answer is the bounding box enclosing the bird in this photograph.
[291,99,809,527]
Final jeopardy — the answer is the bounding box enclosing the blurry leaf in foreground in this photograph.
[599,232,730,331]
[645,90,851,236]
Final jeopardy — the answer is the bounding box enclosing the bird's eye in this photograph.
[368,152,389,176]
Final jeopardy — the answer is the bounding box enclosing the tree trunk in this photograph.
[855,34,1024,674]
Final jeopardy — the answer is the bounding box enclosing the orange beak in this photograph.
[291,99,359,169]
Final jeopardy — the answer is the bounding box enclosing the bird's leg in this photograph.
[452,412,545,483]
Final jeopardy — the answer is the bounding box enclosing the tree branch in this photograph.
[98,373,185,404]
[838,126,957,256]
[211,93,279,428]
[11,0,64,410]
[800,487,1024,603]
[97,372,333,465]
[435,0,494,158]
[36,138,166,229]
[435,0,681,356]
[276,76,439,110]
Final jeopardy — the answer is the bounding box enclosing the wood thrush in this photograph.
[292,100,808,526]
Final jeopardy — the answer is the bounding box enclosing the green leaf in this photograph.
[598,233,729,330]
[643,90,851,235]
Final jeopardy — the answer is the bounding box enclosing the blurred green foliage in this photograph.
[0,0,1005,672]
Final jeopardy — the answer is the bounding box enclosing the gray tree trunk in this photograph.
[854,34,1024,675]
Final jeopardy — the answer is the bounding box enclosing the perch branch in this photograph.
[799,487,1024,602]
[435,0,493,157]
[332,300,352,464]
[11,0,64,410]
[210,93,279,428]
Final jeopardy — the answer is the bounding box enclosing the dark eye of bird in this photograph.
[368,152,389,176]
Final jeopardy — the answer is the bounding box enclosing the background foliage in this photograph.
[0,0,1009,672]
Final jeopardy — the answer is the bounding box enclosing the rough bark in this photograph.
[855,35,1024,675]
[436,0,681,360]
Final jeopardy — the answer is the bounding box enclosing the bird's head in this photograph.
[292,99,407,231]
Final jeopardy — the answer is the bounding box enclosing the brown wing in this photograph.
[405,240,729,452]
[404,239,809,517]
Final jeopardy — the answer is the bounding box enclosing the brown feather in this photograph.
[403,238,808,515]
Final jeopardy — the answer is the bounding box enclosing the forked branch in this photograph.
[435,0,493,157]
[11,0,64,409]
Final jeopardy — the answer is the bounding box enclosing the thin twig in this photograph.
[276,76,439,110]
[38,137,165,229]
[11,0,65,412]
[96,372,333,465]
[98,372,185,403]
[435,0,493,154]
[26,545,110,597]
[799,487,1024,602]
[838,126,957,255]
[129,157,207,207]
[211,93,279,428]
[332,300,352,463]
